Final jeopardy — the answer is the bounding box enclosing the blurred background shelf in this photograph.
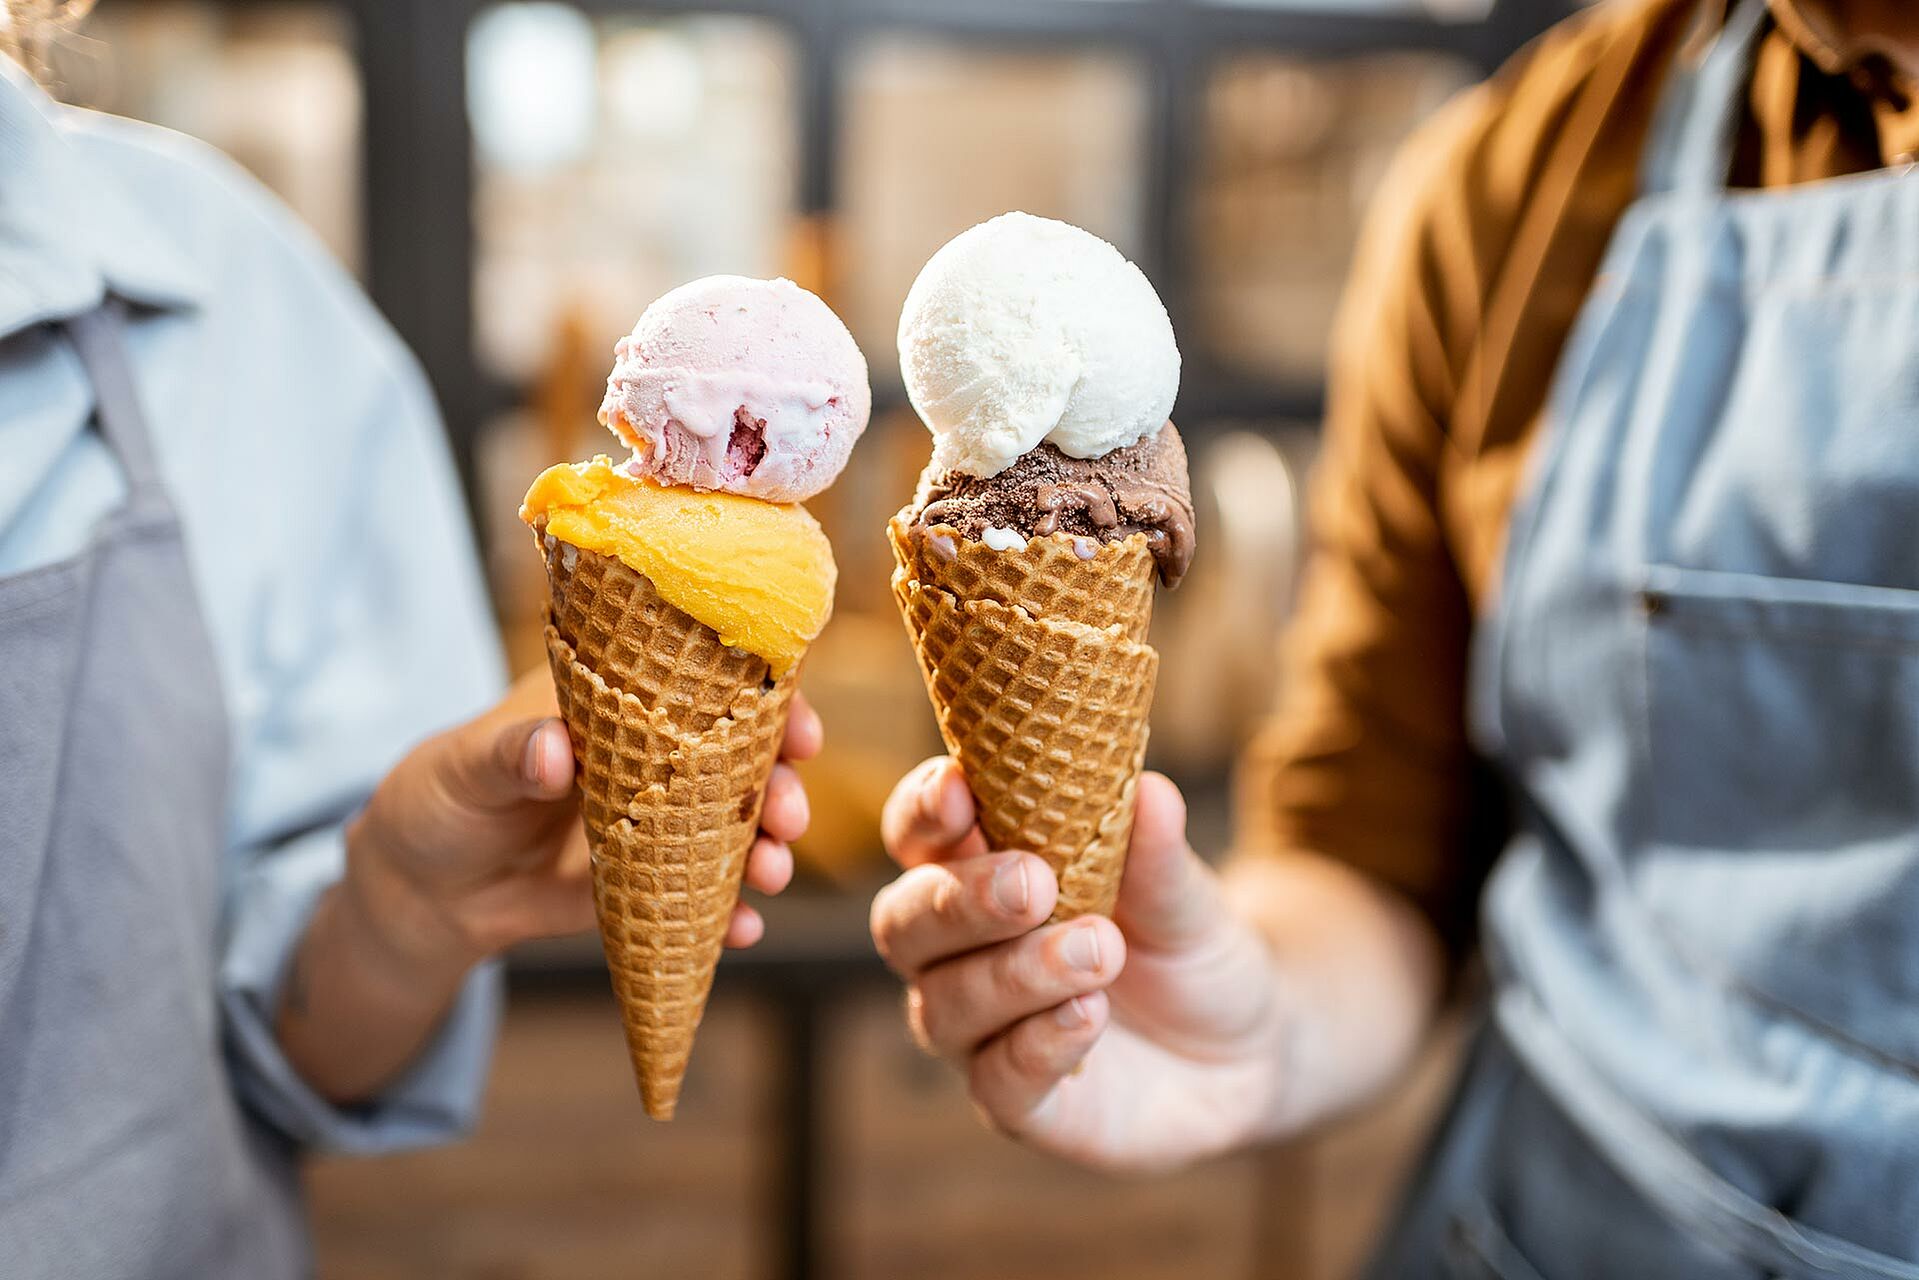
[51,1,1572,1275]
[58,0,1574,503]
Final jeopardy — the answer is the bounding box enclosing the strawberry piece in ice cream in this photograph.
[599,275,871,504]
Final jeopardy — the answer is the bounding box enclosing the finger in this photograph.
[1112,772,1221,952]
[912,917,1124,1059]
[520,719,576,798]
[759,764,810,844]
[725,903,765,949]
[522,817,590,877]
[743,836,794,896]
[870,852,1056,977]
[501,860,598,942]
[782,694,823,762]
[440,715,575,813]
[969,991,1109,1134]
[879,757,988,869]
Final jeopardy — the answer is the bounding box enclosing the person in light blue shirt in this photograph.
[0,38,814,1280]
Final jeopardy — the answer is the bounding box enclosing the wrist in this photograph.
[277,830,482,1106]
[1205,909,1313,1146]
[1220,871,1352,1142]
[1224,852,1445,1138]
[1249,940,1320,1141]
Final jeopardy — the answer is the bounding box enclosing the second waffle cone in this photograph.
[889,518,1159,921]
[538,528,800,1119]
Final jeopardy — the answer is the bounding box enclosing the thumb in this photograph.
[436,714,576,813]
[1112,773,1223,952]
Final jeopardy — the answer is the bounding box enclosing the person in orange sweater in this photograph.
[870,0,1919,1270]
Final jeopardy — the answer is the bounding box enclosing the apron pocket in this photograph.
[1636,563,1919,1068]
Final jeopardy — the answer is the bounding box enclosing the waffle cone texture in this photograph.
[888,516,1158,921]
[536,525,801,1119]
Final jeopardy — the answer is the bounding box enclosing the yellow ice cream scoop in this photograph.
[521,457,835,675]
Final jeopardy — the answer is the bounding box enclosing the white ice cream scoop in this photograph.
[896,212,1180,478]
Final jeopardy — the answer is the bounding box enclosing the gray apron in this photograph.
[1369,1,1919,1274]
[0,305,307,1276]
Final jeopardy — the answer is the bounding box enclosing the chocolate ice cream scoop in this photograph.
[907,422,1195,587]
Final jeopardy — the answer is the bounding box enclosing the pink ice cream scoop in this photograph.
[599,275,872,504]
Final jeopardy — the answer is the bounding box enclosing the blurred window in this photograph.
[467,3,598,176]
[467,5,799,385]
[50,2,363,274]
[1192,50,1472,382]
[838,36,1149,382]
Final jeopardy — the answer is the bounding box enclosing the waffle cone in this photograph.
[536,527,801,1119]
[888,517,1158,921]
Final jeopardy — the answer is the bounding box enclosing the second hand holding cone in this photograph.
[523,277,869,1119]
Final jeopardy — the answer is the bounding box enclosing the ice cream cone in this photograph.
[888,517,1159,921]
[536,525,801,1119]
[521,272,863,1117]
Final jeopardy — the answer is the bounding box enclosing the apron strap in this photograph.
[63,301,164,493]
[1640,0,1773,197]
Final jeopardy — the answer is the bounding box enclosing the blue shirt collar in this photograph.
[0,59,204,338]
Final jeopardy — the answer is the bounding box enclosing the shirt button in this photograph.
[1638,590,1666,617]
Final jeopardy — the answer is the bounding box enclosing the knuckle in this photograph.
[460,911,511,957]
[965,1056,1028,1139]
[1001,1020,1054,1083]
[903,986,938,1056]
[868,887,905,965]
[930,866,969,924]
[888,759,933,810]
[879,826,906,864]
[986,938,1038,1002]
[880,780,920,848]
[965,1054,1000,1110]
[914,963,981,1056]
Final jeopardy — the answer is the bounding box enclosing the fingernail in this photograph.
[937,770,969,828]
[914,763,944,825]
[992,857,1030,915]
[1055,996,1089,1028]
[522,721,550,781]
[1064,923,1102,973]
